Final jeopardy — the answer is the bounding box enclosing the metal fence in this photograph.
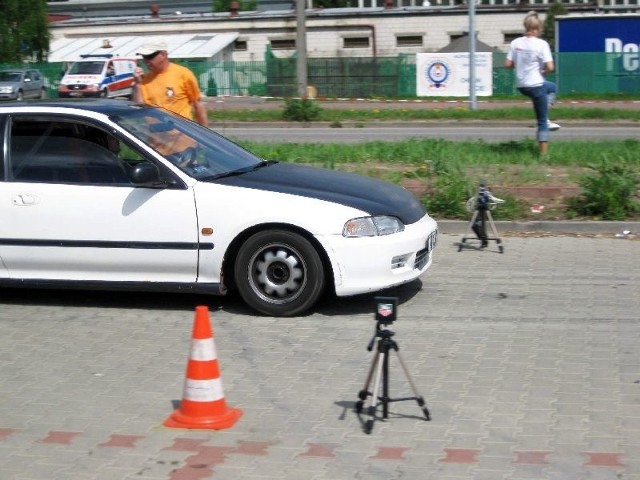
[2,52,638,99]
[186,52,640,97]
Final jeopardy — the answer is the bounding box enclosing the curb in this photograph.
[437,220,640,235]
[213,120,639,128]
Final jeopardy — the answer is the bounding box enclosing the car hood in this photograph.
[209,162,426,225]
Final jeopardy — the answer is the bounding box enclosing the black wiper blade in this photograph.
[254,159,279,168]
[202,160,278,180]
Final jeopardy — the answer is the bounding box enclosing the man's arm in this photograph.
[193,99,208,127]
[132,66,144,103]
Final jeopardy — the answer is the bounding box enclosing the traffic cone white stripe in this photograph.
[190,338,217,361]
[184,378,225,402]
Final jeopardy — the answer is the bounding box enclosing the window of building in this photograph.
[396,35,424,47]
[343,37,370,48]
[270,39,296,50]
[234,40,248,51]
[503,32,520,43]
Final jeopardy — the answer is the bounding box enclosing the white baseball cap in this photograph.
[137,40,167,56]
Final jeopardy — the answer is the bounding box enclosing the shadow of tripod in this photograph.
[355,297,430,434]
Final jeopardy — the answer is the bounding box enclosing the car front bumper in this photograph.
[318,214,438,297]
[58,91,103,98]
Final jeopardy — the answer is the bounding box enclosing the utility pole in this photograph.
[296,0,308,98]
[468,0,477,110]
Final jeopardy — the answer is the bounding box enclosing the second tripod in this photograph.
[355,297,430,434]
[459,183,504,253]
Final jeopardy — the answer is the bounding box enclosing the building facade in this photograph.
[48,3,607,63]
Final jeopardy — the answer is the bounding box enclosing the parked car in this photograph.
[0,99,438,316]
[0,69,47,101]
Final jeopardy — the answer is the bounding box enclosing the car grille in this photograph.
[414,229,438,270]
[68,84,88,91]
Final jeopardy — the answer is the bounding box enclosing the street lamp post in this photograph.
[296,0,308,98]
[468,0,477,110]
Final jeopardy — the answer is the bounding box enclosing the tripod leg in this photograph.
[459,210,479,251]
[365,351,386,434]
[356,351,380,414]
[462,210,478,240]
[485,210,504,253]
[473,210,488,247]
[394,350,431,421]
[382,347,390,419]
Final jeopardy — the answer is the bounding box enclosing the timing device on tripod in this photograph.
[459,182,505,253]
[355,297,430,434]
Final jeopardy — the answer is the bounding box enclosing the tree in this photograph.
[0,0,49,63]
[543,1,568,51]
[212,0,257,12]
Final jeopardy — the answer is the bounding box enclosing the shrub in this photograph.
[247,82,266,96]
[422,174,472,219]
[567,160,639,220]
[282,98,322,122]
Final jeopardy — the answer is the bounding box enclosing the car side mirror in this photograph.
[130,161,161,184]
[24,78,31,83]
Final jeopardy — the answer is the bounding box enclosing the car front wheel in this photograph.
[234,230,325,317]
[16,90,24,101]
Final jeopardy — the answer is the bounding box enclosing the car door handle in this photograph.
[13,194,39,206]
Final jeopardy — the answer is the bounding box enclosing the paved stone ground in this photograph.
[1,233,639,479]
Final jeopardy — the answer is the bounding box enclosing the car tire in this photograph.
[16,90,24,101]
[100,88,108,98]
[234,230,325,317]
[39,88,47,99]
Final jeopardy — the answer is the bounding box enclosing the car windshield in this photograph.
[68,62,104,75]
[111,106,265,180]
[0,72,21,82]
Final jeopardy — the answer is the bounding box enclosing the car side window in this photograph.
[9,119,133,186]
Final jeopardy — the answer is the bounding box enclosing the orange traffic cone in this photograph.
[164,306,243,430]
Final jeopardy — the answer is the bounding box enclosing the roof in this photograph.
[48,33,238,62]
[437,34,499,53]
[0,98,144,114]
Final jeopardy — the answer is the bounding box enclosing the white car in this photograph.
[0,100,438,316]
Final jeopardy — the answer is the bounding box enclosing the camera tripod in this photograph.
[459,185,504,253]
[355,321,430,434]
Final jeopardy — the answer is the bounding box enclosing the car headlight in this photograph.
[0,86,13,93]
[343,216,405,237]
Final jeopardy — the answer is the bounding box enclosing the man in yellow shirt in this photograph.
[132,40,208,127]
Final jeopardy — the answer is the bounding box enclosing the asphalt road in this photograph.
[215,123,639,143]
[210,96,640,143]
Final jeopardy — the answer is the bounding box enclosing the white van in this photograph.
[58,54,137,99]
